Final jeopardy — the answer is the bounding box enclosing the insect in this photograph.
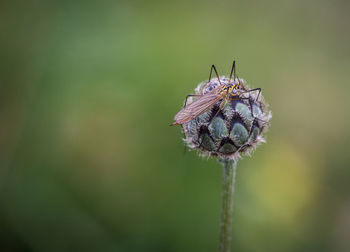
[171,60,261,126]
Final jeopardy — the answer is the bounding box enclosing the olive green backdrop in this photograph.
[1,0,350,251]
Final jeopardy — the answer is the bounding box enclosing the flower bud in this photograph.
[182,77,271,160]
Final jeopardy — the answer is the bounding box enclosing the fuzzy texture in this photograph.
[182,76,272,161]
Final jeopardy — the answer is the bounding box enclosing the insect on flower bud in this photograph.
[172,62,271,160]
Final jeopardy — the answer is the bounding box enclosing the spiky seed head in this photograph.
[182,77,272,161]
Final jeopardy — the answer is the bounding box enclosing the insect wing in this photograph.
[173,92,222,125]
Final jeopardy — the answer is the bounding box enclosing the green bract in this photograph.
[182,77,271,160]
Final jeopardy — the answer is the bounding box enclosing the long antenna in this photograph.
[229,60,236,83]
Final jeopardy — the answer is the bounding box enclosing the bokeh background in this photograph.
[1,0,350,251]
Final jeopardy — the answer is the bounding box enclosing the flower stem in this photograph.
[218,159,237,252]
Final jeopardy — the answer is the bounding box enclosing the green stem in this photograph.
[218,159,237,252]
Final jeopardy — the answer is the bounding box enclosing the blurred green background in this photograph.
[1,0,350,251]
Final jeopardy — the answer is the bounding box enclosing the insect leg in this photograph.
[208,64,222,85]
[228,96,268,125]
[208,65,214,82]
[228,60,236,83]
[238,88,261,102]
[239,88,264,124]
[184,94,201,107]
[226,97,249,101]
[246,95,269,125]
